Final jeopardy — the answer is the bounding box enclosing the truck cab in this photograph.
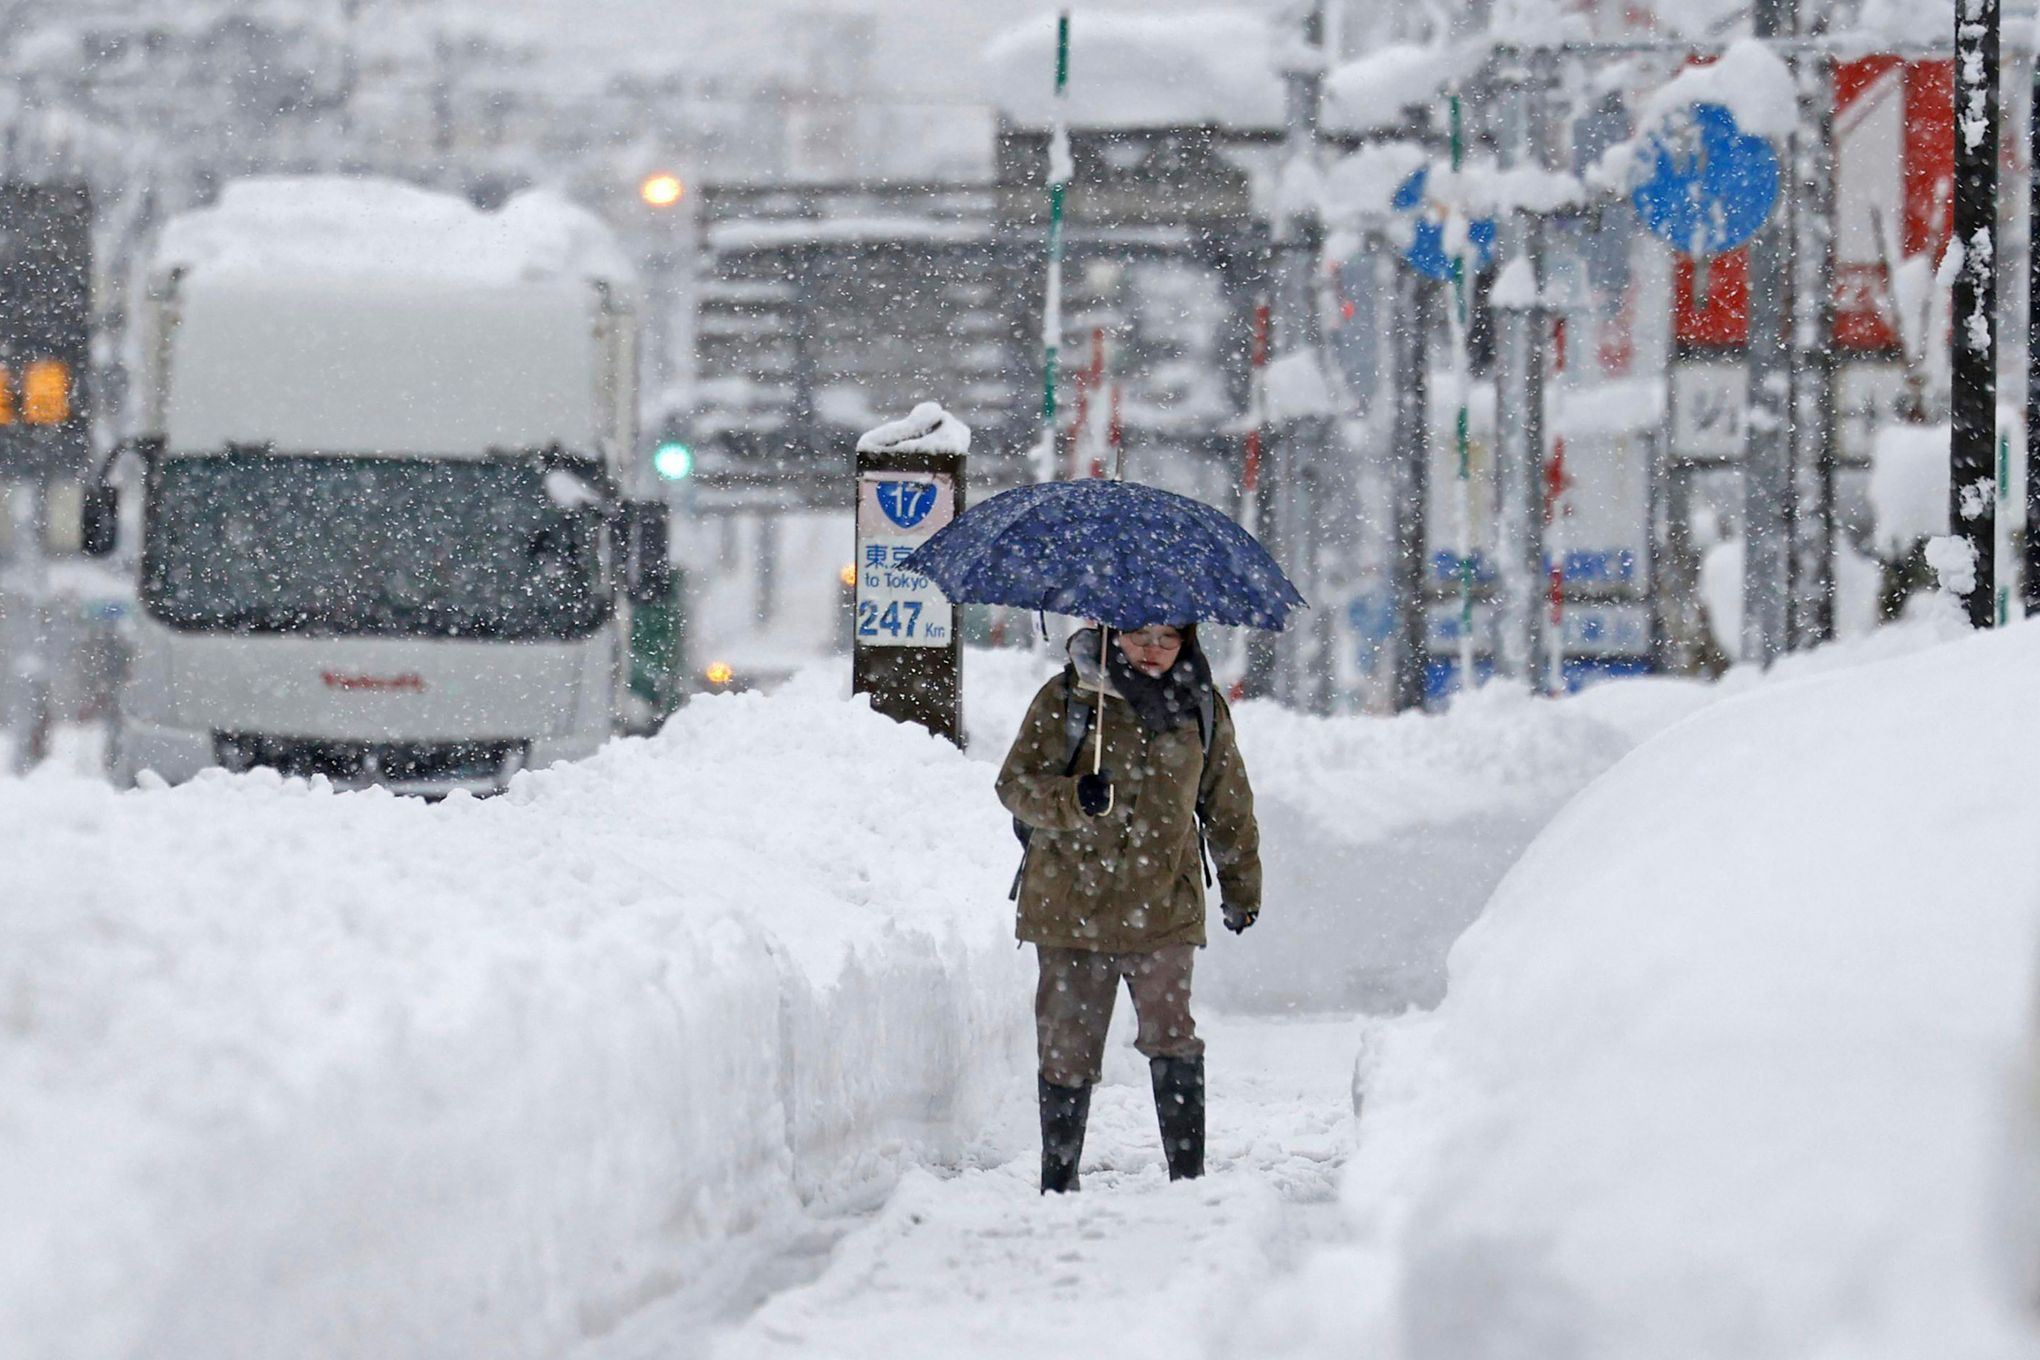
[90,177,667,794]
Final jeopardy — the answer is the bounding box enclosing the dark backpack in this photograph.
[1009,669,1217,901]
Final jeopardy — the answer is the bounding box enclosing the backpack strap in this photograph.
[1193,686,1217,888]
[1010,670,1092,901]
[1059,668,1092,774]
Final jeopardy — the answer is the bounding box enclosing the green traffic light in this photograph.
[653,441,693,481]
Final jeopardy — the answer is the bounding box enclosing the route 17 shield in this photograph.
[855,472,956,647]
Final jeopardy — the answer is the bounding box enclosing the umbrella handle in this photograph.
[1094,625,1113,814]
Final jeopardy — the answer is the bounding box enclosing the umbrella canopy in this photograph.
[900,479,1305,631]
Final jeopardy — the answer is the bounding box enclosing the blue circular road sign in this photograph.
[1632,102,1781,258]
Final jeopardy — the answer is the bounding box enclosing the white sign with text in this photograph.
[854,472,956,647]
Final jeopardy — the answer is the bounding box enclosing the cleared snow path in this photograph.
[584,1013,1366,1360]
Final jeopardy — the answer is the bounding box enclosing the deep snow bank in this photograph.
[1246,620,2040,1358]
[0,690,1029,1360]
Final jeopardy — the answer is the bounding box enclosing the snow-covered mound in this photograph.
[1255,620,2040,1358]
[0,690,1029,1360]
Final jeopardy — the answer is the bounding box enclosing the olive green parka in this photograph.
[996,638,1261,952]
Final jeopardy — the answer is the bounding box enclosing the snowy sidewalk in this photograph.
[679,1014,1366,1359]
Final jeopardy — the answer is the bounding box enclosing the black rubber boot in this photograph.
[1150,1055,1205,1181]
[1039,1077,1092,1194]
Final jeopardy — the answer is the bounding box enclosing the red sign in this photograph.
[321,671,426,692]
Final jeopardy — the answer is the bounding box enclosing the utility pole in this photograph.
[1491,50,1548,685]
[1388,262,1432,712]
[1787,55,1838,647]
[1742,0,1795,665]
[1952,0,1999,628]
[1445,92,1478,691]
[1240,299,1280,700]
[1264,0,1328,707]
[2028,38,2040,616]
[1036,11,1072,484]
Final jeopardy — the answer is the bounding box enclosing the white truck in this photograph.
[83,177,669,793]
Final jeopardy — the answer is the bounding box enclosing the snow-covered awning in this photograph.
[984,10,1477,135]
[984,10,1286,131]
[705,217,992,254]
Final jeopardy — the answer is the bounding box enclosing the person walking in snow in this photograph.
[996,620,1262,1193]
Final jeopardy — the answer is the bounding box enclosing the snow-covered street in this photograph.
[4,5,2038,1349]
[588,1013,1366,1360]
[13,613,2040,1357]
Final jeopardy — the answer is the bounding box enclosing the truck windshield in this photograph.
[141,453,610,640]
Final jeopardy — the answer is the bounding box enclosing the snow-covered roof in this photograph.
[1322,43,1482,135]
[984,10,1286,131]
[984,11,1474,135]
[152,176,636,289]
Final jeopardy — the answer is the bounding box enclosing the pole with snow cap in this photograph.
[853,404,969,746]
[1949,0,1999,628]
[1036,10,1072,483]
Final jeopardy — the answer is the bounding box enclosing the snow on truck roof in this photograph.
[152,176,636,290]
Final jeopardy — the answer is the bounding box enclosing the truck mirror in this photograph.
[625,500,674,605]
[80,484,118,557]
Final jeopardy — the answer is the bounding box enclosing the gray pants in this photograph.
[1035,944,1204,1088]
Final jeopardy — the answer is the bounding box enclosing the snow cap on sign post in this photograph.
[1490,256,1540,311]
[857,401,972,457]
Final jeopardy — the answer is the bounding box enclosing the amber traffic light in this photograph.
[22,359,69,424]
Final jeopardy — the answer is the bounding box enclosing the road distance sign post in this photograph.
[853,404,968,746]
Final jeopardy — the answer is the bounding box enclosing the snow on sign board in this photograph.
[855,473,956,646]
[1631,103,1781,258]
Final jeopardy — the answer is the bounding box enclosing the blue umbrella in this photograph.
[900,479,1306,632]
[903,478,1303,795]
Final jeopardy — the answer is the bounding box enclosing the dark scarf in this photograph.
[1104,632,1214,735]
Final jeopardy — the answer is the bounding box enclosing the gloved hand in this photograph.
[1222,903,1258,934]
[1076,771,1114,816]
